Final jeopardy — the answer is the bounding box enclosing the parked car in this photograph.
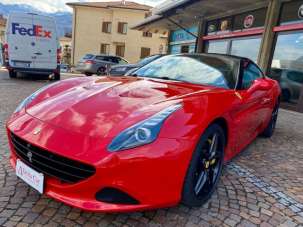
[76,54,128,76]
[7,54,280,212]
[4,12,60,80]
[60,64,70,73]
[270,67,303,102]
[110,54,164,76]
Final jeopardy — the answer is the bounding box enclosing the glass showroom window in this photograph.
[206,36,262,63]
[206,40,229,54]
[230,37,262,63]
[270,31,303,108]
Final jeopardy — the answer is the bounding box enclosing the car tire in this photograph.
[9,70,17,78]
[182,123,225,207]
[96,67,106,76]
[260,101,279,138]
[85,72,93,76]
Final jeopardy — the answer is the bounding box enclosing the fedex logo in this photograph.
[12,23,52,38]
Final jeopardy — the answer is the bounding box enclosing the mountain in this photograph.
[0,3,72,37]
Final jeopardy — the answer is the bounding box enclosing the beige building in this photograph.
[59,36,72,65]
[67,1,168,65]
[0,15,6,44]
[59,36,72,49]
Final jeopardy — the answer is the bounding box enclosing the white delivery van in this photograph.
[4,12,60,80]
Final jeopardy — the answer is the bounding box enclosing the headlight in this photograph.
[14,82,57,113]
[108,103,182,152]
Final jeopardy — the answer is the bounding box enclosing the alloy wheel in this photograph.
[194,132,224,198]
[270,104,279,132]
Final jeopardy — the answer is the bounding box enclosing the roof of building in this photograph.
[132,0,268,31]
[0,15,7,27]
[66,1,152,11]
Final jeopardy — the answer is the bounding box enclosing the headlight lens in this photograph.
[108,103,182,152]
[14,82,56,113]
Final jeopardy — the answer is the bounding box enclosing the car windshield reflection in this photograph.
[134,55,237,89]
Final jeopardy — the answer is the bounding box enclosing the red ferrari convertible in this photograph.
[6,54,280,212]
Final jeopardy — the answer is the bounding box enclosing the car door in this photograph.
[32,14,57,70]
[233,60,272,151]
[7,13,35,68]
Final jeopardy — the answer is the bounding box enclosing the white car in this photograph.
[4,12,60,80]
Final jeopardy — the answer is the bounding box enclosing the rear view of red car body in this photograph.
[6,54,281,212]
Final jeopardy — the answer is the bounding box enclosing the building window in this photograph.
[230,37,262,63]
[100,43,110,55]
[181,45,189,53]
[116,44,125,57]
[206,40,229,54]
[102,22,112,33]
[140,47,150,59]
[205,36,262,63]
[269,31,303,110]
[143,31,152,37]
[117,22,127,34]
[145,12,151,18]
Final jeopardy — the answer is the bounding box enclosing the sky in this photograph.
[1,0,167,13]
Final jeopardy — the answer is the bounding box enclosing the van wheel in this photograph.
[9,70,17,78]
[54,72,60,81]
[85,72,93,76]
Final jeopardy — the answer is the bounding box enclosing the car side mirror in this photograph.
[258,82,271,91]
[248,79,270,93]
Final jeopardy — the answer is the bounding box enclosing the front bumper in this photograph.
[7,112,195,212]
[8,66,56,75]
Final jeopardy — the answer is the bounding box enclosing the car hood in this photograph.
[26,76,216,138]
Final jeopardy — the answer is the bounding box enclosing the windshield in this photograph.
[81,54,94,60]
[134,55,238,89]
[138,55,160,66]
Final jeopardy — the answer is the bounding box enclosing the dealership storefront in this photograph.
[270,0,303,111]
[203,0,303,111]
[134,0,303,112]
[203,8,267,63]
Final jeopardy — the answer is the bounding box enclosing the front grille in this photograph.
[10,133,96,183]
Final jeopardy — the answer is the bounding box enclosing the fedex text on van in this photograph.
[12,23,52,38]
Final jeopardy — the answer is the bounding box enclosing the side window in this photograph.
[287,71,303,84]
[117,57,127,64]
[242,62,263,89]
[95,56,106,61]
[106,57,117,63]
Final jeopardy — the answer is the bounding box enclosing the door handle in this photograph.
[261,97,271,105]
[34,52,42,55]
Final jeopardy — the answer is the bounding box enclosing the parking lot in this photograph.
[0,69,303,227]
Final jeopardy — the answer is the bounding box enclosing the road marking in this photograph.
[228,163,303,217]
